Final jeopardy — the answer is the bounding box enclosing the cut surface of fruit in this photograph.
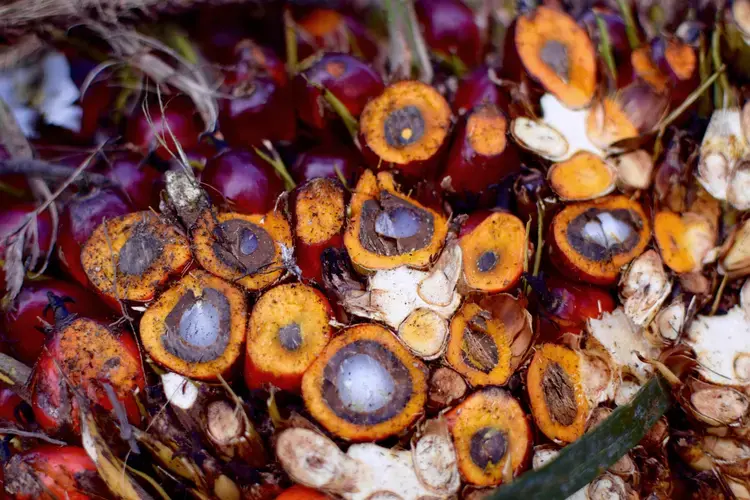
[654,211,716,274]
[191,209,292,291]
[245,283,332,391]
[345,170,448,271]
[550,195,650,284]
[527,343,589,444]
[359,81,452,175]
[301,323,428,441]
[548,152,616,201]
[81,211,192,302]
[515,6,596,109]
[140,270,247,380]
[445,387,532,486]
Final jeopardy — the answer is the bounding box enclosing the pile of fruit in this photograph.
[1,0,750,498]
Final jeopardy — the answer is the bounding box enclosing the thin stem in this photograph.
[303,75,359,140]
[0,428,67,446]
[596,13,618,85]
[533,201,545,278]
[712,22,729,108]
[653,66,724,133]
[0,353,31,402]
[710,273,729,316]
[698,34,713,117]
[284,9,298,75]
[254,144,296,191]
[616,0,641,50]
[523,216,532,295]
[0,159,111,186]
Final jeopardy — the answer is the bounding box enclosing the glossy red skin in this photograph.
[4,445,102,500]
[126,96,203,161]
[202,149,283,214]
[290,142,363,186]
[219,77,297,147]
[415,0,482,68]
[543,276,616,327]
[294,53,384,131]
[57,188,132,288]
[32,323,144,436]
[3,280,108,364]
[0,388,32,426]
[78,78,117,142]
[359,130,450,179]
[0,204,54,258]
[452,66,510,114]
[458,210,494,238]
[440,106,520,195]
[96,152,163,210]
[228,40,288,87]
[297,234,344,284]
[297,11,379,62]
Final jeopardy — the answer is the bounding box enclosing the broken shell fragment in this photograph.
[245,283,333,391]
[549,195,651,285]
[427,366,468,411]
[459,212,526,293]
[513,6,597,109]
[445,388,532,486]
[344,170,448,272]
[547,152,617,201]
[728,159,750,211]
[191,208,293,291]
[276,425,459,499]
[340,242,462,335]
[619,250,672,328]
[359,81,452,176]
[650,299,687,344]
[446,294,533,387]
[81,211,192,303]
[140,270,247,380]
[697,108,749,202]
[683,377,749,428]
[301,323,428,441]
[721,220,750,278]
[527,343,590,444]
[612,150,654,190]
[654,211,716,274]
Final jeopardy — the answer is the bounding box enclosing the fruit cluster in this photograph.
[1,0,750,499]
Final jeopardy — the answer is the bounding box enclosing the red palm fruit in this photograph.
[32,297,145,436]
[126,95,203,161]
[57,188,132,288]
[78,78,117,142]
[294,53,384,131]
[97,152,163,210]
[229,39,288,87]
[219,76,297,147]
[0,388,33,426]
[290,142,363,186]
[415,0,483,69]
[535,275,616,328]
[440,103,520,195]
[201,149,284,214]
[296,9,379,62]
[4,445,107,500]
[3,279,107,364]
[0,204,54,258]
[452,65,510,115]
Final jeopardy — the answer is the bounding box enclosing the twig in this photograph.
[0,428,67,446]
[595,13,618,85]
[254,142,296,191]
[103,383,140,455]
[284,8,298,75]
[615,0,641,50]
[302,75,359,141]
[532,201,545,278]
[384,0,433,82]
[0,159,111,186]
[27,179,58,278]
[709,273,729,316]
[0,353,31,402]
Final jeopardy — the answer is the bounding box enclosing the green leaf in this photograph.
[489,376,672,500]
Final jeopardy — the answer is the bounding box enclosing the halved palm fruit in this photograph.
[301,323,428,441]
[139,270,247,380]
[359,81,452,176]
[549,195,650,284]
[527,343,589,444]
[445,387,532,486]
[81,211,191,302]
[345,170,448,272]
[513,6,596,109]
[547,152,617,201]
[654,211,716,274]
[191,208,292,291]
[245,283,333,392]
[459,211,526,293]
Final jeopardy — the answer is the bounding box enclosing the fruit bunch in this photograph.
[1,0,750,498]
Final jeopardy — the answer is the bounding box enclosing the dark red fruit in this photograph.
[0,204,54,258]
[290,142,363,186]
[3,279,107,364]
[57,188,132,288]
[126,96,203,161]
[201,149,284,214]
[0,387,33,427]
[536,275,616,329]
[415,0,483,69]
[294,53,384,131]
[219,77,296,147]
[453,65,509,114]
[97,152,163,210]
[296,9,379,62]
[229,39,288,87]
[78,78,117,142]
[3,445,107,500]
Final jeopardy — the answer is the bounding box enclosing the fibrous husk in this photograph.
[276,425,460,500]
[619,250,672,328]
[697,108,750,205]
[684,280,750,387]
